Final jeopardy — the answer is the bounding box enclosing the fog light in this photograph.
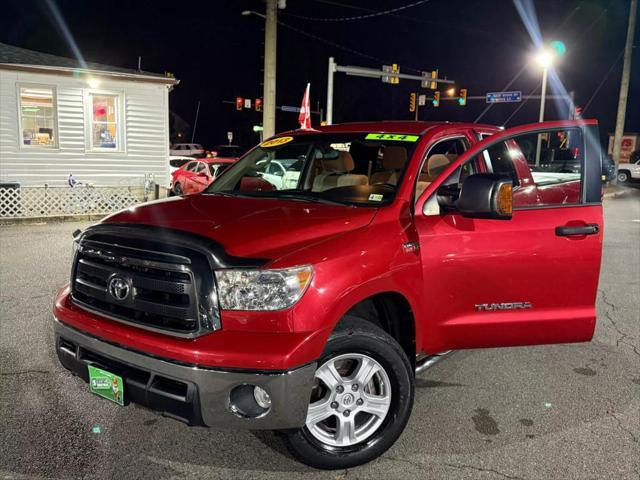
[253,386,272,408]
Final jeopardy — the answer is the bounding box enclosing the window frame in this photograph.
[84,88,125,153]
[16,83,59,150]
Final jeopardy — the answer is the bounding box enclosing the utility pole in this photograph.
[326,57,336,125]
[612,0,637,166]
[534,66,549,166]
[263,0,278,139]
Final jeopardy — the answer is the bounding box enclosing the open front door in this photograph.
[414,120,604,354]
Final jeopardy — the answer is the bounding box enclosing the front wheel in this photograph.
[617,170,630,183]
[281,317,414,469]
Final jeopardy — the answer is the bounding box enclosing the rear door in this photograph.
[414,120,603,353]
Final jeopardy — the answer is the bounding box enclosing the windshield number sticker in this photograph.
[365,133,419,142]
[368,194,384,202]
[260,136,294,148]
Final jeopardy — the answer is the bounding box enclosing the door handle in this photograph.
[555,224,599,236]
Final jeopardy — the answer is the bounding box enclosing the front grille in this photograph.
[71,229,221,337]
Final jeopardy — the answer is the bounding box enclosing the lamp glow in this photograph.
[535,50,554,69]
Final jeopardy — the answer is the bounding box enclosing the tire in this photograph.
[173,182,183,195]
[617,171,630,183]
[280,316,414,469]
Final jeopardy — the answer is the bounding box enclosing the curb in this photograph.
[0,214,105,226]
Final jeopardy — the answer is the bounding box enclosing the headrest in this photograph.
[426,154,455,180]
[382,146,407,170]
[323,151,355,172]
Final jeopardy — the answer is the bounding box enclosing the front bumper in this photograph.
[54,318,317,429]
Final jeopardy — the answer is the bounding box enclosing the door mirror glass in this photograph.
[455,173,513,220]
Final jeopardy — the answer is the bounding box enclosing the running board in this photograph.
[415,351,451,375]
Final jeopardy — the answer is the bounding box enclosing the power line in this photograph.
[283,0,433,22]
[310,0,497,39]
[277,19,424,73]
[583,49,624,114]
[503,84,540,126]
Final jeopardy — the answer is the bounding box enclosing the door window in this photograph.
[415,137,469,198]
[184,161,198,172]
[475,128,585,208]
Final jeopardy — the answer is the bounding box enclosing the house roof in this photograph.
[0,42,178,85]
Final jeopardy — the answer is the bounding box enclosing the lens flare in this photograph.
[44,0,87,69]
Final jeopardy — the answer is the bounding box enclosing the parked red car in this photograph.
[170,157,236,195]
[54,119,603,469]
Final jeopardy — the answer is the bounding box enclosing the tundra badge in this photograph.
[475,302,533,311]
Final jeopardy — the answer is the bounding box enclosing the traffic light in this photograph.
[409,93,417,113]
[235,97,244,111]
[432,91,440,107]
[430,70,438,90]
[458,88,468,106]
[255,98,263,112]
[391,64,399,84]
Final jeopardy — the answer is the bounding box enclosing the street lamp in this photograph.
[533,47,557,166]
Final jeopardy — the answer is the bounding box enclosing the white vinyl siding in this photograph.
[0,68,171,187]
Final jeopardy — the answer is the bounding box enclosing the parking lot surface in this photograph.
[1,192,638,480]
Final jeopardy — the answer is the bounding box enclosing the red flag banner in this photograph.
[298,83,311,130]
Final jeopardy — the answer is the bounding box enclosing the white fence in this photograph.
[0,185,152,219]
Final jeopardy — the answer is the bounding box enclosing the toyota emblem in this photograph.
[108,275,131,301]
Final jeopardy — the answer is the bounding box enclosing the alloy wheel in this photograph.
[305,353,391,447]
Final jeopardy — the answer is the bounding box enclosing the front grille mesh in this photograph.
[71,235,216,336]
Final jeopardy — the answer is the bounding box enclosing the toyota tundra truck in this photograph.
[54,120,604,469]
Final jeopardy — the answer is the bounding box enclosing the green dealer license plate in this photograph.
[88,365,124,406]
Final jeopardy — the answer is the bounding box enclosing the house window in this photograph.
[19,86,57,147]
[89,93,121,150]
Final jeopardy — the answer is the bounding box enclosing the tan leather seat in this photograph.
[415,153,457,197]
[313,151,368,192]
[370,146,407,185]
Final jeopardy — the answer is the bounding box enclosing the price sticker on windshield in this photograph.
[365,133,419,142]
[260,136,294,148]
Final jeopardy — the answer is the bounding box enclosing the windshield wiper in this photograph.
[272,192,350,206]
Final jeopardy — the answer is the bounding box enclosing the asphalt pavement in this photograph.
[1,192,638,480]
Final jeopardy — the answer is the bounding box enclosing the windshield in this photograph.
[206,133,419,206]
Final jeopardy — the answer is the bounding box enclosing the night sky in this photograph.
[2,0,638,150]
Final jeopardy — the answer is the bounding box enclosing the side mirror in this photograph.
[456,173,513,220]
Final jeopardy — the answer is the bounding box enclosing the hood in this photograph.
[102,194,377,260]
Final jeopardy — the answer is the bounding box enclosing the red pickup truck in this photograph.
[54,120,603,469]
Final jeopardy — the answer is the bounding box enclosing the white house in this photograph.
[0,43,178,188]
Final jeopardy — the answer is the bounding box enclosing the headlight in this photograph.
[215,265,313,311]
